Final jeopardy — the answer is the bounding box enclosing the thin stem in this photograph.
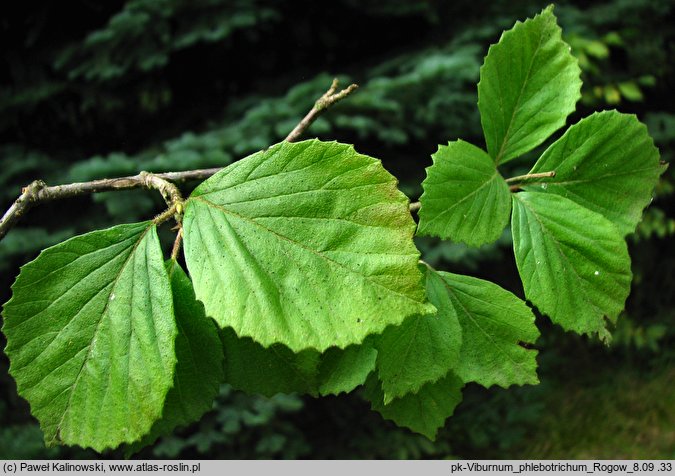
[419,259,434,271]
[0,180,46,242]
[509,181,553,192]
[412,173,556,210]
[0,172,187,241]
[152,203,179,225]
[505,170,556,184]
[139,171,184,208]
[170,227,184,261]
[285,78,358,143]
[154,167,222,183]
[0,78,358,242]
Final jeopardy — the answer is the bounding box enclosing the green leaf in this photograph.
[183,139,433,352]
[584,40,609,59]
[221,326,376,397]
[617,82,643,102]
[478,6,581,164]
[512,192,632,337]
[364,372,464,440]
[434,271,539,388]
[526,111,666,236]
[2,222,176,451]
[127,261,223,454]
[317,344,377,396]
[220,326,320,397]
[604,85,621,105]
[375,266,462,403]
[418,140,511,246]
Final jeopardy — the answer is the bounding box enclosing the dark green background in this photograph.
[1,0,673,459]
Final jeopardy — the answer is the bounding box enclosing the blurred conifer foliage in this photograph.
[0,0,673,458]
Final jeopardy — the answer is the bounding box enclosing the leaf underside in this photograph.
[418,140,511,246]
[2,222,176,452]
[183,139,433,352]
[478,6,582,164]
[512,192,632,337]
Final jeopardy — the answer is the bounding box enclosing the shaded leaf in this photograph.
[434,271,539,388]
[183,139,433,352]
[364,372,464,440]
[418,140,511,246]
[617,82,643,102]
[221,326,376,397]
[375,266,462,403]
[126,261,223,454]
[318,345,377,396]
[220,327,320,397]
[512,192,632,337]
[478,6,581,164]
[2,223,175,451]
[526,111,666,236]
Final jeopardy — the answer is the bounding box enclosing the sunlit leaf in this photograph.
[526,111,665,236]
[478,6,581,164]
[512,192,632,337]
[418,140,511,246]
[183,139,433,352]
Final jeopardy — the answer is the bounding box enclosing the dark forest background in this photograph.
[1,0,673,459]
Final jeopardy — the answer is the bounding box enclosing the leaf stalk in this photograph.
[505,170,556,184]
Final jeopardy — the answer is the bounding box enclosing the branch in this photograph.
[0,172,184,241]
[0,78,359,242]
[0,181,47,243]
[285,78,358,142]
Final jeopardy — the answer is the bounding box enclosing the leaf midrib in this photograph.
[532,121,645,179]
[195,143,349,200]
[494,20,547,164]
[530,165,664,188]
[421,171,501,228]
[438,275,534,379]
[190,197,426,306]
[513,195,606,324]
[54,225,153,443]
